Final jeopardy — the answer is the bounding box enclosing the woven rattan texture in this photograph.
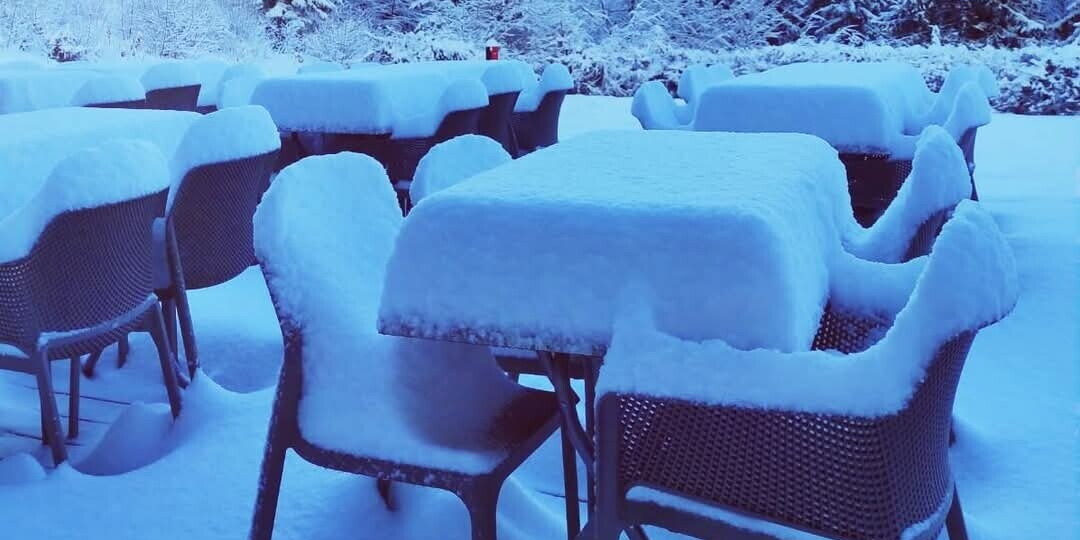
[479,92,519,154]
[511,90,566,153]
[170,152,278,290]
[0,192,165,357]
[145,85,200,112]
[841,154,914,227]
[87,99,146,110]
[381,107,483,181]
[613,306,972,539]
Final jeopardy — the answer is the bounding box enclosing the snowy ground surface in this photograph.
[0,96,1076,539]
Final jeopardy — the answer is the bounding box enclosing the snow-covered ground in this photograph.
[0,96,1076,539]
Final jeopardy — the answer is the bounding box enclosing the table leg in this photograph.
[560,420,580,540]
[538,351,593,539]
[580,355,600,520]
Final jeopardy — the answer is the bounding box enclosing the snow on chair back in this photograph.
[166,106,280,289]
[631,80,688,130]
[843,125,972,263]
[410,135,511,204]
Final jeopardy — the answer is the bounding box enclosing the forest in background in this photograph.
[1,1,1077,113]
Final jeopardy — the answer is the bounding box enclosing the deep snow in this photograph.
[0,96,1075,540]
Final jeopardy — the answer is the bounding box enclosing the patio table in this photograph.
[686,62,990,224]
[377,129,853,525]
[0,107,199,219]
[251,68,481,136]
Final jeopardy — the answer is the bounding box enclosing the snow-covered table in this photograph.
[378,129,853,518]
[250,65,494,137]
[0,107,199,219]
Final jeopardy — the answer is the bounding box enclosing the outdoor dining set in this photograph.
[0,55,1017,540]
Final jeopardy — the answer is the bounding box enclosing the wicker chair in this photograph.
[957,128,979,200]
[0,158,183,465]
[145,84,201,112]
[84,109,280,380]
[248,153,568,540]
[479,91,521,155]
[512,64,573,156]
[588,201,1017,540]
[512,90,567,156]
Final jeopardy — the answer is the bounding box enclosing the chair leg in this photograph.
[946,487,970,540]
[561,427,580,540]
[82,349,103,378]
[68,356,81,439]
[117,334,130,368]
[34,351,67,465]
[249,426,291,540]
[461,486,499,540]
[173,284,199,379]
[162,296,179,362]
[147,306,183,418]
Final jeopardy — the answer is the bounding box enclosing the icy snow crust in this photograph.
[0,107,198,220]
[70,75,146,106]
[0,139,169,263]
[691,62,992,158]
[252,70,488,137]
[514,63,573,112]
[410,135,511,203]
[253,153,532,474]
[380,130,850,354]
[168,106,280,209]
[599,200,1018,417]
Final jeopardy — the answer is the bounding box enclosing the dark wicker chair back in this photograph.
[168,151,279,290]
[145,84,201,112]
[478,91,520,155]
[0,191,166,356]
[957,128,979,200]
[434,107,484,143]
[512,89,567,154]
[840,152,914,227]
[902,208,950,261]
[86,99,146,109]
[600,303,975,540]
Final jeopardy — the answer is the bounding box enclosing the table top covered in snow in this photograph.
[349,60,530,95]
[378,130,851,356]
[0,107,198,219]
[251,62,507,136]
[691,62,988,159]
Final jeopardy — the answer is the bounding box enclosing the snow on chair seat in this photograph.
[632,64,735,129]
[87,106,281,381]
[593,200,1017,540]
[249,152,564,540]
[0,140,184,466]
[70,75,146,109]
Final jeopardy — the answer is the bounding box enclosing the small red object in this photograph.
[485,39,500,61]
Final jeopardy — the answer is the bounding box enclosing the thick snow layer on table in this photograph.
[0,139,169,263]
[252,70,458,135]
[843,126,973,263]
[692,62,992,158]
[380,130,849,354]
[391,79,488,139]
[168,106,280,209]
[599,200,1018,417]
[349,60,527,96]
[0,107,199,220]
[514,64,573,113]
[0,70,104,113]
[70,75,146,106]
[193,59,229,107]
[254,152,532,474]
[141,62,201,91]
[410,135,511,203]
